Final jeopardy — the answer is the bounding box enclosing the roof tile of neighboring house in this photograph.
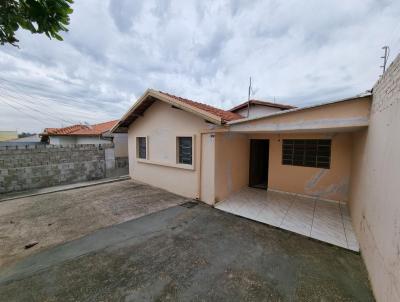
[44,120,118,136]
[159,91,243,122]
[229,99,296,112]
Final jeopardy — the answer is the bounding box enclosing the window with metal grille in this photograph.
[177,137,192,165]
[282,139,331,169]
[137,137,147,159]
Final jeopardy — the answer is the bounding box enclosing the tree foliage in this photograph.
[0,0,73,47]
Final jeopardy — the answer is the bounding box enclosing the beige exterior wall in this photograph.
[128,100,217,199]
[200,133,216,205]
[214,132,249,202]
[349,55,400,302]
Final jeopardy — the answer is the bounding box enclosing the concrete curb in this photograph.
[0,176,131,202]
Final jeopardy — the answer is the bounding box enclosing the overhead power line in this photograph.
[0,98,49,126]
[0,88,78,125]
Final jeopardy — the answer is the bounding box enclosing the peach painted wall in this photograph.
[252,132,352,201]
[128,100,216,199]
[213,131,352,202]
[214,132,249,202]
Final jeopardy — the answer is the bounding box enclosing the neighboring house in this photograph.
[0,130,18,142]
[229,99,296,118]
[113,53,400,302]
[41,120,128,157]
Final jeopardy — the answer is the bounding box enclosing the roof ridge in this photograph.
[229,99,296,112]
[158,91,243,122]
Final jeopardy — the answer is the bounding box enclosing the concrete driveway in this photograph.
[0,180,189,268]
[0,202,374,301]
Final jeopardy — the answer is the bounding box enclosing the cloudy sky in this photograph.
[0,0,399,132]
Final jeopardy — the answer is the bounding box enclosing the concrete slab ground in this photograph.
[0,180,189,268]
[0,203,374,301]
[0,175,130,202]
[216,188,359,251]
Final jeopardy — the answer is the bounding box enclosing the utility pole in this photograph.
[247,77,252,118]
[381,46,390,75]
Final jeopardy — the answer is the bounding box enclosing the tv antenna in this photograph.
[247,77,253,118]
[381,46,390,75]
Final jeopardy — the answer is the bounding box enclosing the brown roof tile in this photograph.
[158,91,243,122]
[44,120,118,136]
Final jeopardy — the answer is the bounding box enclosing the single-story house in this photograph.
[112,52,400,301]
[41,120,128,157]
[112,53,400,302]
[112,89,370,204]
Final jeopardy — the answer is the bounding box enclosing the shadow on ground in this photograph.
[0,203,374,301]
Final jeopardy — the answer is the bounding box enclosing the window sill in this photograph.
[136,158,195,171]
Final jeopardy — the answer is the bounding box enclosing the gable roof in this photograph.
[43,120,118,136]
[230,99,296,112]
[112,89,243,133]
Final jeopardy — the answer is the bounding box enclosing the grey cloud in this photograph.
[1,0,400,133]
[109,0,144,33]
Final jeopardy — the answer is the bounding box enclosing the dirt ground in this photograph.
[0,203,374,301]
[0,180,189,268]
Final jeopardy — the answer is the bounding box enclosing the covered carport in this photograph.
[213,94,372,251]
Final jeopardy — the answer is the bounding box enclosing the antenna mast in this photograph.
[247,77,252,118]
[381,46,390,75]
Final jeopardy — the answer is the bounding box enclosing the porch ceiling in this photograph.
[229,121,369,133]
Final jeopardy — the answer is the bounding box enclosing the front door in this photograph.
[249,139,269,189]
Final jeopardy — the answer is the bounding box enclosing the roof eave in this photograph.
[111,89,223,133]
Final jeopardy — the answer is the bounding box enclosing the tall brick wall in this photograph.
[0,144,112,194]
[349,53,400,302]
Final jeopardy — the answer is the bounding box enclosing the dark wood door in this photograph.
[249,139,269,189]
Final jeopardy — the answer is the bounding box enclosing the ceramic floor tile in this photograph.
[280,217,312,236]
[311,220,347,248]
[281,197,315,236]
[216,189,358,251]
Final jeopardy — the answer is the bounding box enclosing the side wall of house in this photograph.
[234,105,282,119]
[214,132,249,202]
[250,132,352,201]
[128,100,213,199]
[349,55,400,302]
[76,136,111,145]
[113,133,128,157]
[49,136,77,145]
